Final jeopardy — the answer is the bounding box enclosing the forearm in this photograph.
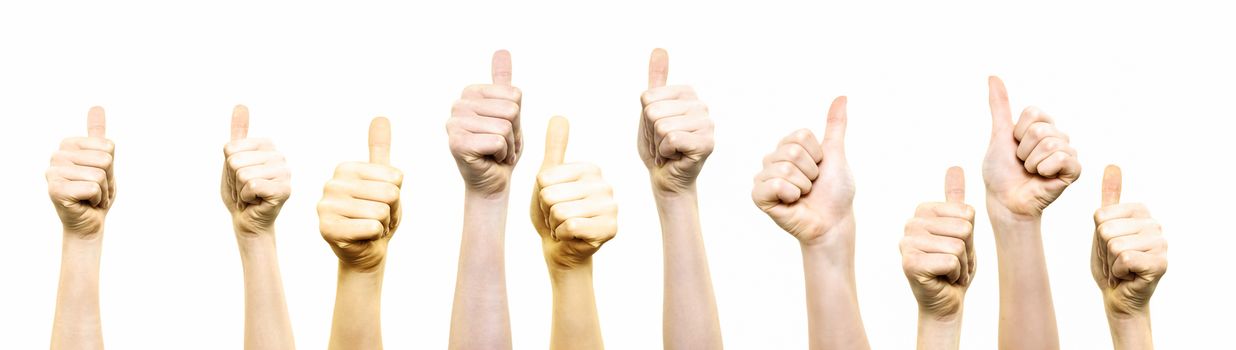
[51,232,104,350]
[548,264,604,350]
[916,312,962,350]
[449,190,512,349]
[800,224,870,350]
[237,233,295,350]
[1107,311,1153,350]
[654,188,723,349]
[329,264,384,350]
[990,214,1059,349]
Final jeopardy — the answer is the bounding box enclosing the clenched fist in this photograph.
[751,97,852,246]
[47,107,115,236]
[531,117,618,269]
[221,105,291,235]
[318,117,403,271]
[983,76,1081,219]
[901,167,976,318]
[1092,165,1167,316]
[448,50,523,195]
[638,48,715,193]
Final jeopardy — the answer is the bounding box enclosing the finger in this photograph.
[226,151,284,171]
[368,117,391,165]
[452,98,521,121]
[1023,138,1074,172]
[540,180,612,207]
[223,138,277,157]
[554,216,618,247]
[821,96,847,151]
[930,202,976,222]
[1095,203,1151,224]
[1015,122,1065,160]
[54,180,104,206]
[52,150,112,169]
[1097,218,1159,242]
[87,106,106,138]
[549,198,618,235]
[987,76,1013,134]
[1032,150,1078,179]
[648,48,669,89]
[658,131,712,160]
[944,166,964,203]
[640,86,698,105]
[1107,234,1167,263]
[325,179,401,204]
[537,162,602,188]
[491,49,512,86]
[333,162,404,186]
[541,116,569,169]
[778,129,825,163]
[1102,165,1122,207]
[1014,107,1055,142]
[752,178,800,209]
[757,162,812,195]
[320,218,384,243]
[240,178,290,205]
[319,198,391,225]
[231,104,250,141]
[61,137,116,154]
[913,252,963,284]
[763,143,820,181]
[924,217,974,241]
[1112,250,1167,282]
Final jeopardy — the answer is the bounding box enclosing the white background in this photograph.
[1,1,1232,349]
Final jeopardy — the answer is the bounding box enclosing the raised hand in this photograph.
[751,97,852,246]
[901,167,976,320]
[221,105,291,236]
[448,50,523,195]
[983,76,1081,219]
[638,48,715,193]
[318,117,403,271]
[532,116,617,269]
[47,106,115,236]
[1092,165,1167,317]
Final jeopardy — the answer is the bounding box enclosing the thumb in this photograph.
[541,116,569,170]
[369,116,391,165]
[987,76,1014,135]
[492,49,512,86]
[821,96,847,152]
[87,106,106,138]
[945,166,965,203]
[231,104,249,141]
[1101,164,1122,206]
[648,48,669,89]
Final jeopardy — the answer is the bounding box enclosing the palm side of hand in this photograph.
[982,141,1068,217]
[770,161,854,244]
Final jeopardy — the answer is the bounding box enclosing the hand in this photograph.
[751,97,852,246]
[901,167,977,319]
[448,50,523,196]
[1092,165,1167,317]
[47,106,116,237]
[318,117,403,271]
[221,105,291,236]
[983,76,1081,220]
[531,116,618,270]
[638,48,715,194]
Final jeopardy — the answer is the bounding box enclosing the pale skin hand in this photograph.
[220,105,295,350]
[447,50,518,350]
[532,116,617,350]
[751,97,870,350]
[983,76,1080,350]
[1092,165,1166,350]
[318,117,402,350]
[641,49,723,349]
[49,107,113,350]
[900,167,976,350]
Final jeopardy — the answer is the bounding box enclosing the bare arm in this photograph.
[330,264,385,350]
[51,232,104,350]
[800,218,869,349]
[656,190,723,348]
[448,192,513,349]
[237,234,295,349]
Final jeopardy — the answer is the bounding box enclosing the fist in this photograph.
[221,105,291,235]
[638,48,715,193]
[318,117,403,271]
[532,117,618,269]
[47,107,115,236]
[982,76,1081,219]
[1092,165,1167,316]
[751,97,851,245]
[448,50,523,195]
[900,167,976,318]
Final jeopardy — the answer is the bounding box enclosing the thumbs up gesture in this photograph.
[638,48,715,193]
[221,105,292,235]
[531,117,618,269]
[983,77,1081,219]
[448,50,523,195]
[318,117,403,270]
[1092,165,1167,316]
[900,167,977,319]
[751,97,852,245]
[47,107,116,236]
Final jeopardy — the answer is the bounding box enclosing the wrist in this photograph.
[465,185,511,201]
[918,310,963,349]
[799,213,857,256]
[1106,309,1153,348]
[985,196,1041,226]
[63,228,104,242]
[652,185,697,202]
[548,261,594,285]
